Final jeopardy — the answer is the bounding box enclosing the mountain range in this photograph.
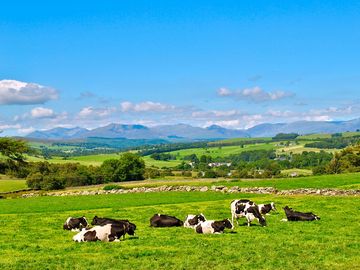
[26,118,360,141]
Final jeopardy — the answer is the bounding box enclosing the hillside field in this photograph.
[0,179,27,193]
[0,191,359,269]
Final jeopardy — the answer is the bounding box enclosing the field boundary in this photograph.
[21,185,360,198]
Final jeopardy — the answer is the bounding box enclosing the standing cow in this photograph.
[230,199,255,225]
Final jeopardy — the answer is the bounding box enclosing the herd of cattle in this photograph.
[64,199,320,242]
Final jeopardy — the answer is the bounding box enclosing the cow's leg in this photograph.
[246,217,251,227]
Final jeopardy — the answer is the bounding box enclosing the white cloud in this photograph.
[30,107,55,118]
[78,106,116,118]
[0,80,58,105]
[17,127,36,135]
[0,124,21,130]
[217,86,294,102]
[120,101,175,113]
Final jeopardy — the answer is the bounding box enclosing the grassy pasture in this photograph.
[208,137,272,145]
[0,179,27,193]
[169,143,275,159]
[0,192,359,269]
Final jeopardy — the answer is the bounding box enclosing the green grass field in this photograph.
[169,143,275,159]
[0,179,27,193]
[208,137,272,146]
[0,192,359,269]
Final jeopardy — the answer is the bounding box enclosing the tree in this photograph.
[0,138,29,162]
[327,153,342,174]
[101,153,145,182]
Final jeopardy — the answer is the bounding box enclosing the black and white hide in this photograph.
[244,205,267,227]
[63,217,88,231]
[184,214,206,228]
[73,223,130,242]
[195,219,233,234]
[230,199,255,225]
[258,202,277,215]
[91,216,136,236]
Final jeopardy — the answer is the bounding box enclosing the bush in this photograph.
[103,184,124,190]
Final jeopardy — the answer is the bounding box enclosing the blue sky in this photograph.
[1,1,360,135]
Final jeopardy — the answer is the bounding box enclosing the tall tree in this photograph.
[0,138,29,162]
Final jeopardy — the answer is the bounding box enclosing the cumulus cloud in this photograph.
[217,86,294,102]
[0,80,58,105]
[30,107,55,118]
[120,101,176,113]
[78,106,116,118]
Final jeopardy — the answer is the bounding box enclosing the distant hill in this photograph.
[247,118,360,137]
[26,118,360,140]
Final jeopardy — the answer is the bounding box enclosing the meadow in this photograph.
[168,143,275,159]
[0,191,359,269]
[0,179,27,193]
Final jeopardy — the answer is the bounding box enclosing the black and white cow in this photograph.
[150,214,183,227]
[283,206,320,221]
[184,214,206,228]
[73,223,130,242]
[258,202,277,216]
[63,217,88,231]
[230,199,255,225]
[91,216,136,236]
[195,219,233,234]
[244,205,267,227]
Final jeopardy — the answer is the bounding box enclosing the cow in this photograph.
[244,205,267,227]
[258,202,277,216]
[195,219,233,234]
[150,214,183,227]
[184,214,206,228]
[63,217,88,231]
[91,216,136,236]
[230,199,255,225]
[73,223,130,242]
[283,206,320,221]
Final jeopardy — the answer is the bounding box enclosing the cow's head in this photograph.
[80,217,88,228]
[127,222,137,236]
[188,214,206,226]
[270,202,277,212]
[91,216,100,226]
[222,219,234,229]
[259,216,267,227]
[198,214,206,223]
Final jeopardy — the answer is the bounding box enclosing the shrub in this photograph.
[103,184,124,190]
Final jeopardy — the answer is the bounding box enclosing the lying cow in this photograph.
[244,205,267,227]
[258,202,277,216]
[63,217,88,231]
[195,219,233,234]
[91,216,136,237]
[230,199,255,225]
[283,206,320,221]
[150,214,183,227]
[184,214,206,228]
[73,223,130,242]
